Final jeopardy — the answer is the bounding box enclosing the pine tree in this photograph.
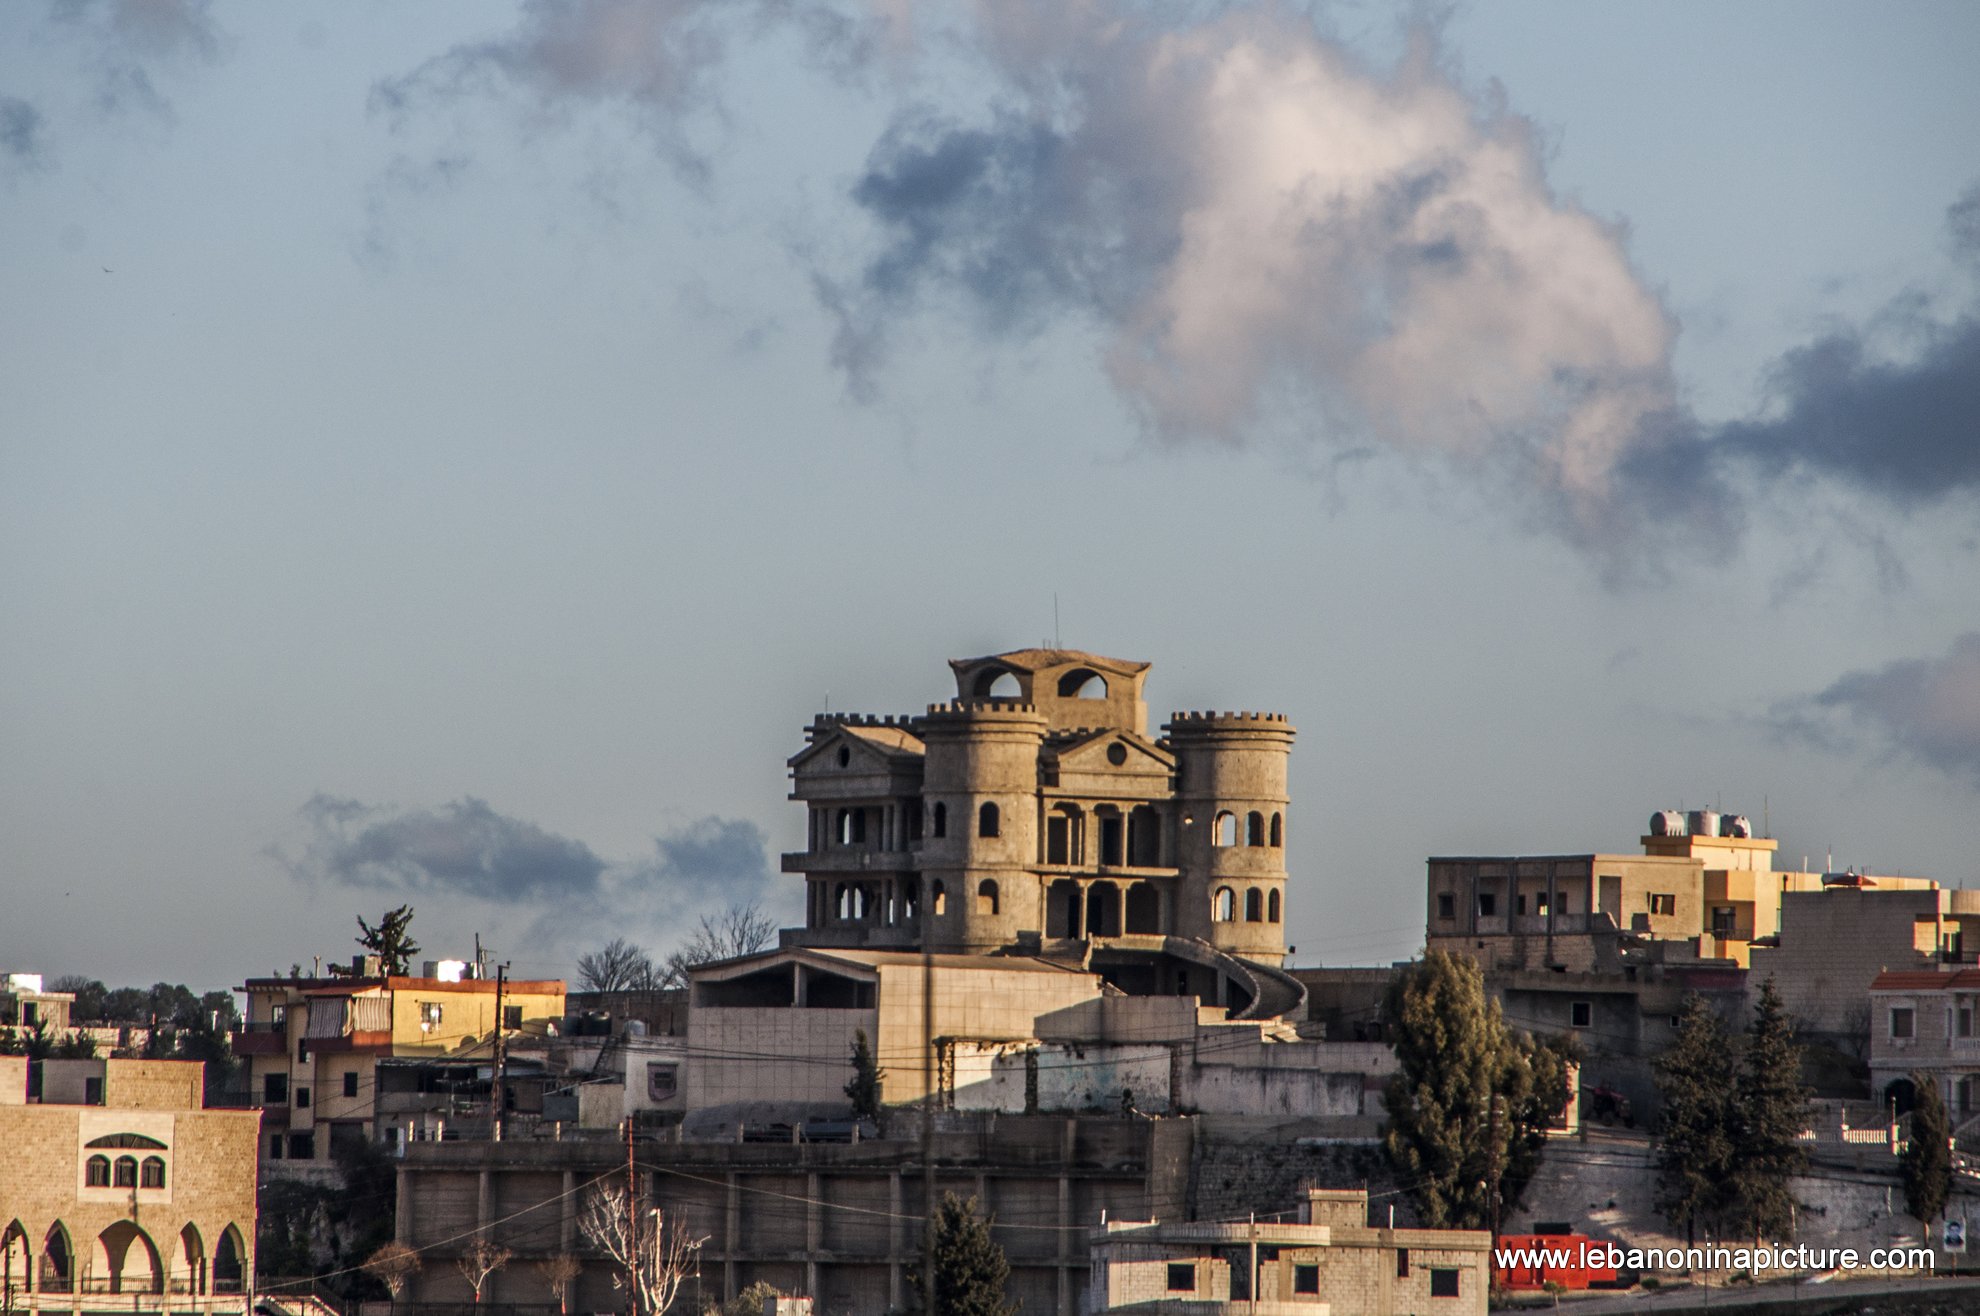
[356,905,421,975]
[1380,951,1569,1229]
[1654,994,1738,1241]
[845,1028,884,1123]
[1729,977,1812,1239]
[1900,1068,1952,1233]
[904,1193,1017,1316]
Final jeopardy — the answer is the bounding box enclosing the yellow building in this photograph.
[0,1056,257,1316]
[235,961,564,1170]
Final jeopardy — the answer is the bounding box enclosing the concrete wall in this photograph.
[1753,888,1946,1036]
[686,1005,877,1109]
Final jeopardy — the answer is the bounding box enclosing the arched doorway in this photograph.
[1086,882,1120,939]
[1887,1077,1920,1117]
[1047,879,1081,939]
[212,1228,245,1295]
[178,1224,205,1296]
[95,1222,162,1294]
[40,1224,71,1294]
[2,1221,31,1298]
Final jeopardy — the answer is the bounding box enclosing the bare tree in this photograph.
[535,1253,583,1315]
[362,1241,422,1303]
[578,1181,703,1316]
[455,1236,512,1306]
[577,938,659,994]
[660,903,776,988]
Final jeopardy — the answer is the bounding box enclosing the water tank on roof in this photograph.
[1723,814,1752,838]
[626,1020,648,1037]
[1688,810,1720,840]
[1651,810,1686,837]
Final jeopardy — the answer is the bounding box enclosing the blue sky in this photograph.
[2,0,1976,991]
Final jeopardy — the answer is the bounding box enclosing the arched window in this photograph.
[1246,812,1265,846]
[84,1133,167,1149]
[1245,888,1263,922]
[974,668,1022,698]
[1057,669,1107,699]
[1213,812,1237,847]
[86,1155,111,1187]
[836,745,851,768]
[1124,882,1160,934]
[976,880,1000,916]
[932,879,947,916]
[140,1157,165,1189]
[1213,887,1235,922]
[978,802,1000,838]
[1268,889,1281,923]
[932,802,947,837]
[1270,812,1283,847]
[42,1223,73,1288]
[113,1156,138,1188]
[212,1227,244,1294]
[834,883,851,921]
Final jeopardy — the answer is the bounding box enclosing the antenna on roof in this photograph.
[1054,593,1061,650]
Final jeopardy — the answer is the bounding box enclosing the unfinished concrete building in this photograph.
[782,649,1301,1017]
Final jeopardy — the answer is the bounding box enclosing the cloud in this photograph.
[0,97,46,168]
[272,795,784,963]
[1775,634,1980,788]
[48,0,224,123]
[824,6,1715,560]
[277,794,608,902]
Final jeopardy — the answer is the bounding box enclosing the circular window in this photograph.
[1106,743,1128,766]
[836,746,851,768]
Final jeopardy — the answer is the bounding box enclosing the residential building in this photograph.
[1869,968,1980,1119]
[234,959,564,1170]
[784,649,1303,1015]
[1087,1186,1488,1314]
[0,1055,257,1316]
[1,974,73,1034]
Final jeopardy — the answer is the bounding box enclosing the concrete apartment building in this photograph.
[0,1056,257,1316]
[234,959,563,1170]
[1087,1187,1487,1314]
[1868,968,1980,1118]
[1751,880,1980,1037]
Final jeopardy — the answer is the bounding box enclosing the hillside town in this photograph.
[4,648,1977,1315]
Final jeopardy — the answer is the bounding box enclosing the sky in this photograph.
[1,0,1977,995]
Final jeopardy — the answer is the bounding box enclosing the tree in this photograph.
[904,1193,1017,1316]
[357,905,422,975]
[578,1180,703,1316]
[1729,977,1812,1239]
[49,975,107,1021]
[1654,994,1738,1242]
[578,938,659,994]
[536,1253,583,1315]
[455,1236,512,1306]
[703,1281,781,1316]
[661,904,777,988]
[845,1029,884,1122]
[1901,1069,1953,1233]
[1380,951,1569,1229]
[363,1241,422,1302]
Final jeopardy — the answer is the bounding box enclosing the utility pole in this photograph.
[921,942,936,1316]
[1487,1094,1503,1247]
[492,963,509,1142]
[1247,1212,1258,1316]
[626,1117,641,1316]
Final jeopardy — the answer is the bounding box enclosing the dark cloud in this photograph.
[277,794,607,901]
[1774,634,1980,788]
[644,815,772,891]
[0,97,46,167]
[51,0,221,63]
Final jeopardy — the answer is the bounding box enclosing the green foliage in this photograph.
[1730,978,1812,1238]
[1380,951,1569,1229]
[1655,982,1813,1241]
[845,1028,884,1122]
[1654,994,1738,1238]
[356,905,421,975]
[703,1281,783,1316]
[904,1193,1018,1316]
[0,1021,97,1060]
[1901,1068,1953,1227]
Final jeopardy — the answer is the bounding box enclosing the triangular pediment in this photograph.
[1051,729,1175,772]
[788,722,926,772]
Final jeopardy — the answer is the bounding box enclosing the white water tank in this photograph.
[1723,814,1752,838]
[1651,810,1686,837]
[1688,810,1720,841]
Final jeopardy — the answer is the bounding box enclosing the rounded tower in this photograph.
[917,699,1049,952]
[1164,711,1295,964]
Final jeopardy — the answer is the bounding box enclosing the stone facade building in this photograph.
[785,649,1300,1013]
[1086,1187,1487,1314]
[0,1056,257,1316]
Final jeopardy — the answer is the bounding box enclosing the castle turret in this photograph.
[1165,711,1295,964]
[918,699,1050,952]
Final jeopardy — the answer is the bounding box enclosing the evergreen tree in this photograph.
[904,1193,1017,1316]
[356,905,421,975]
[845,1029,884,1123]
[1730,977,1812,1238]
[1654,994,1738,1241]
[1901,1069,1953,1232]
[1381,951,1569,1229]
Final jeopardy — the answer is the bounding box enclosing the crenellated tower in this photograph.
[1164,711,1295,964]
